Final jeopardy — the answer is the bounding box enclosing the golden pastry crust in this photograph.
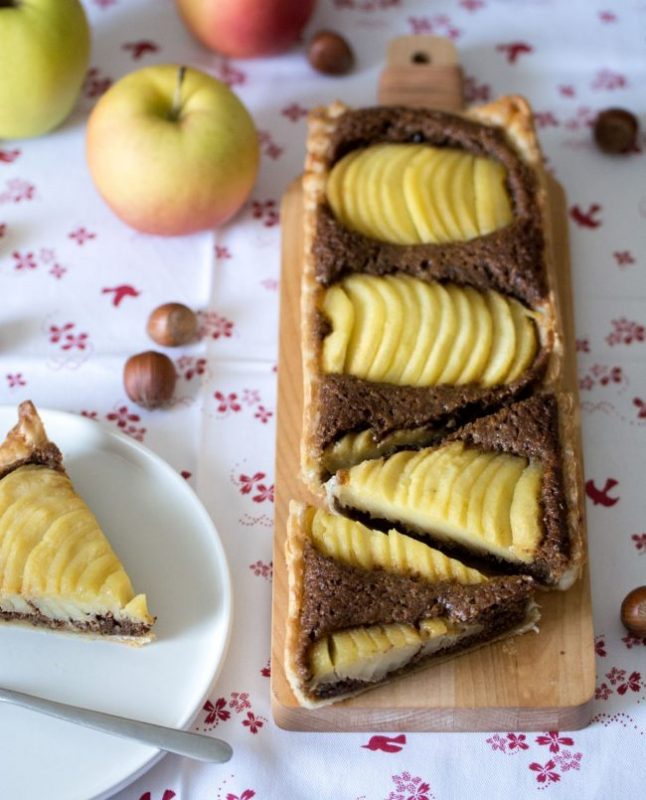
[300,96,563,496]
[0,400,62,476]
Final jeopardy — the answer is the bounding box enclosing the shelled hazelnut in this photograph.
[147,302,198,347]
[124,351,177,409]
[620,586,646,638]
[593,108,639,154]
[307,31,354,76]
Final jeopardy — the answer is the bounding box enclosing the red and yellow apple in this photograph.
[175,0,317,58]
[0,0,90,139]
[86,64,259,236]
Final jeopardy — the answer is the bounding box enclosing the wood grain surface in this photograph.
[270,36,595,732]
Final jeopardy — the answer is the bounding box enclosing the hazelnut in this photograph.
[147,302,198,347]
[620,586,646,638]
[307,31,354,76]
[593,108,639,154]
[124,351,176,410]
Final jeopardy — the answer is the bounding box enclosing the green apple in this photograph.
[86,64,260,236]
[0,0,90,139]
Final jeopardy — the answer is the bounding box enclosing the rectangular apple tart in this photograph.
[327,393,583,590]
[285,502,539,708]
[301,96,562,492]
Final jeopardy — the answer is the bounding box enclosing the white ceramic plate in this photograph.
[0,407,232,800]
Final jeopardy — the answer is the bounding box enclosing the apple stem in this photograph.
[169,66,187,122]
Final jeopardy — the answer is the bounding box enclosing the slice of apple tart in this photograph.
[285,502,539,708]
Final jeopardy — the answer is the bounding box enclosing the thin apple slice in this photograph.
[398,277,441,386]
[373,449,419,503]
[364,145,401,243]
[418,283,458,384]
[321,284,355,373]
[456,287,494,384]
[382,275,421,384]
[509,461,544,562]
[344,275,384,377]
[434,150,465,242]
[446,452,497,528]
[465,454,510,538]
[342,148,375,238]
[473,156,513,235]
[414,445,463,513]
[366,275,405,381]
[480,455,527,547]
[480,290,517,386]
[326,149,362,228]
[436,285,475,384]
[451,152,479,240]
[505,299,539,382]
[433,443,480,517]
[403,148,449,243]
[381,144,424,244]
[403,447,445,508]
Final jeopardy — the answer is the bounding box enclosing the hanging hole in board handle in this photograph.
[411,51,431,64]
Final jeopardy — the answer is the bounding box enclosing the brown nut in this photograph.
[308,31,354,76]
[593,108,639,154]
[124,351,177,410]
[620,586,646,638]
[147,303,198,347]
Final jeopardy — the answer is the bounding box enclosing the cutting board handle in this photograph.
[378,35,465,111]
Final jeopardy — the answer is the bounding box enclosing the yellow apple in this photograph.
[86,64,259,236]
[0,0,90,139]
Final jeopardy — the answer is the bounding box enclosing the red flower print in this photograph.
[408,15,460,40]
[606,667,626,686]
[68,226,96,245]
[496,42,533,64]
[84,67,112,99]
[570,203,602,228]
[362,734,407,753]
[106,406,141,429]
[595,635,607,657]
[102,284,141,307]
[124,425,146,442]
[260,278,279,290]
[486,733,507,752]
[176,356,206,381]
[563,106,596,132]
[242,388,261,406]
[49,263,67,279]
[0,148,20,164]
[463,74,491,103]
[249,560,273,579]
[592,69,627,90]
[622,634,646,649]
[633,398,646,419]
[12,251,37,271]
[559,84,576,98]
[614,250,635,267]
[460,0,485,11]
[61,331,89,351]
[252,483,274,504]
[238,472,266,495]
[616,671,642,695]
[258,130,284,160]
[215,245,231,259]
[599,10,617,23]
[198,311,234,340]
[576,338,590,353]
[241,711,265,734]
[6,373,26,388]
[254,405,273,424]
[631,533,646,554]
[39,248,56,263]
[203,697,231,727]
[595,682,613,700]
[122,40,160,59]
[214,59,246,87]
[387,771,434,800]
[251,199,279,227]
[214,391,241,413]
[261,659,271,677]
[226,791,255,800]
[80,410,98,420]
[535,111,559,128]
[180,470,192,480]
[554,750,583,772]
[535,732,574,753]
[0,178,35,203]
[281,103,308,122]
[585,477,619,506]
[506,733,529,751]
[529,760,561,785]
[93,0,118,7]
[138,792,176,800]
[229,692,251,713]
[48,322,74,343]
[606,318,644,346]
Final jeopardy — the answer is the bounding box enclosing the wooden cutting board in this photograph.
[270,36,595,731]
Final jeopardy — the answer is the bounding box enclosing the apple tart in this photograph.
[0,402,154,643]
[301,96,562,490]
[327,394,584,590]
[285,502,539,708]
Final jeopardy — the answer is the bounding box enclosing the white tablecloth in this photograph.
[1,1,645,797]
